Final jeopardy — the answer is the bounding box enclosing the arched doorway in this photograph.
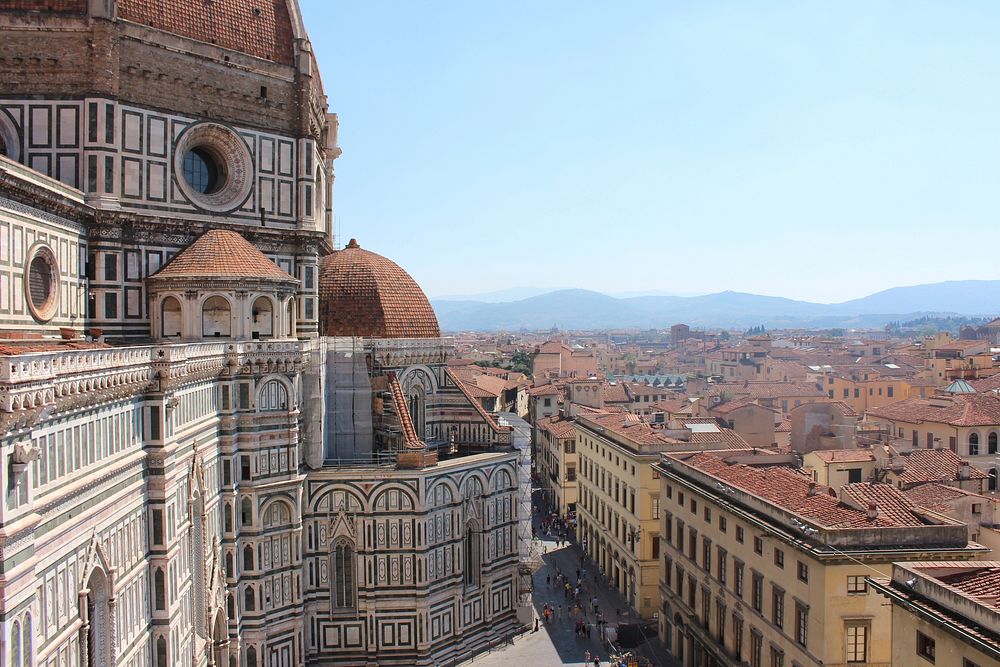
[250,296,273,339]
[161,296,182,338]
[84,568,111,667]
[202,296,232,338]
[212,611,228,667]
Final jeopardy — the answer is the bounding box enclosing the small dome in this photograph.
[319,239,440,339]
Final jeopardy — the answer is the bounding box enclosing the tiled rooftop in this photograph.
[897,449,987,485]
[318,239,440,339]
[673,453,937,529]
[809,449,875,463]
[118,0,295,65]
[869,392,1000,427]
[149,230,297,282]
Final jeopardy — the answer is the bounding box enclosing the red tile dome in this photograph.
[319,239,440,339]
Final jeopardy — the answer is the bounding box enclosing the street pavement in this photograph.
[469,528,680,667]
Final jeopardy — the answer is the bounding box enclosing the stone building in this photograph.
[870,561,1000,667]
[0,2,524,666]
[654,453,985,667]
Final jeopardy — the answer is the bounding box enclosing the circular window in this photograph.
[24,244,58,322]
[183,147,224,194]
[173,123,254,213]
[0,112,19,161]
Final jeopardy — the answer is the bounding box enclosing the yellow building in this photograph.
[575,412,752,618]
[802,449,877,487]
[868,391,1000,491]
[534,415,579,518]
[654,453,985,667]
[870,561,1000,667]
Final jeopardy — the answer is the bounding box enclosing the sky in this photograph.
[300,1,1000,304]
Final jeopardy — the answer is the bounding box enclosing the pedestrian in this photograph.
[576,568,581,580]
[592,596,599,613]
[585,623,591,639]
[584,650,591,663]
[557,604,562,620]
[546,574,550,588]
[593,655,601,667]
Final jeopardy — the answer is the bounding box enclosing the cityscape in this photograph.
[0,2,998,667]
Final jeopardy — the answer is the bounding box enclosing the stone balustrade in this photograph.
[0,339,310,416]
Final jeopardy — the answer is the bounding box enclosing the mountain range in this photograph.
[430,280,1000,331]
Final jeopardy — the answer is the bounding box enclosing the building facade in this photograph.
[654,453,984,667]
[0,3,524,666]
[871,561,1000,667]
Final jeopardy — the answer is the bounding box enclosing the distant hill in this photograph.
[430,280,1000,331]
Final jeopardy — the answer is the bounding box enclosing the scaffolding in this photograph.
[497,412,538,622]
[323,337,373,460]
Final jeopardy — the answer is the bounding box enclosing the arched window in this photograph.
[332,540,356,609]
[225,552,234,579]
[241,498,252,527]
[990,432,998,454]
[202,296,232,338]
[257,379,289,412]
[10,619,20,667]
[224,502,233,533]
[21,613,30,667]
[250,296,273,340]
[990,469,998,492]
[464,522,481,588]
[243,545,254,571]
[969,433,981,456]
[156,637,167,667]
[161,296,182,338]
[154,568,166,610]
[85,568,111,667]
[244,586,255,612]
[246,646,257,667]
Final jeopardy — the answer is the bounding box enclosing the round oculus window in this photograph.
[174,123,254,213]
[183,147,224,194]
[25,244,58,322]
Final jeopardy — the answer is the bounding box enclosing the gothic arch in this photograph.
[256,374,294,412]
[398,365,438,395]
[373,485,416,512]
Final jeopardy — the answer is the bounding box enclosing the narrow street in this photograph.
[468,511,680,667]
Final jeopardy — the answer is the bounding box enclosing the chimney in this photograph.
[866,502,879,522]
[957,460,971,480]
[808,481,817,496]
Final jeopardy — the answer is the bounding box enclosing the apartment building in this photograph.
[654,453,984,667]
[867,391,1000,491]
[575,412,753,618]
[535,415,579,518]
[870,562,1000,667]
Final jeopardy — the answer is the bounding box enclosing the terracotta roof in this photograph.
[538,416,576,440]
[869,393,1000,427]
[117,0,295,65]
[936,565,1000,606]
[444,368,509,434]
[149,230,296,282]
[904,483,989,511]
[528,384,560,397]
[897,449,988,485]
[809,449,876,463]
[603,383,629,403]
[319,239,440,339]
[387,372,423,449]
[675,454,932,529]
[839,483,925,526]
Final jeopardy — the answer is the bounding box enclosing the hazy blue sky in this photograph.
[301,2,1000,303]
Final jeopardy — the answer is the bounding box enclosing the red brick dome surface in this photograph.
[319,239,440,339]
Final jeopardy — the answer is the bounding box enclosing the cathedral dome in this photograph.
[319,239,440,339]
